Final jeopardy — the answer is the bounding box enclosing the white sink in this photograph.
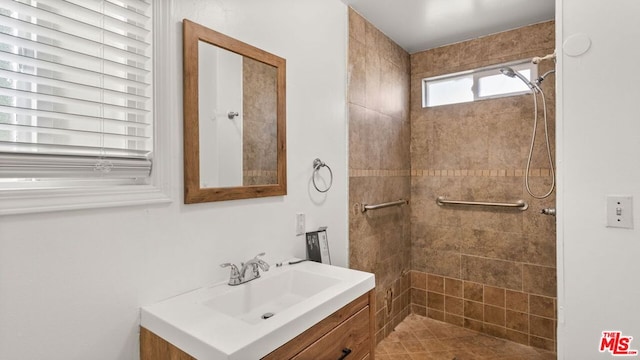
[141,260,375,360]
[202,269,341,325]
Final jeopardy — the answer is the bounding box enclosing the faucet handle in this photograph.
[254,252,266,259]
[220,262,240,274]
[253,253,270,272]
[220,263,241,285]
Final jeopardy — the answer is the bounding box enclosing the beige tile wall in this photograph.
[410,21,557,352]
[243,57,278,185]
[347,8,412,343]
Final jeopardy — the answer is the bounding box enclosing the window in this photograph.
[422,60,537,107]
[0,0,170,214]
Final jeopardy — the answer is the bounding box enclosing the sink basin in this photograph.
[203,269,341,325]
[141,260,374,360]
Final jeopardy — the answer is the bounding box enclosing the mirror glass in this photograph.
[183,19,286,203]
[197,42,278,188]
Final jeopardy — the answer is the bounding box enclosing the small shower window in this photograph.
[424,76,474,107]
[422,60,537,107]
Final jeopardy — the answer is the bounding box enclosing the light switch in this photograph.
[606,196,633,229]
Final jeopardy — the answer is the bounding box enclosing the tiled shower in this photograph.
[348,8,557,353]
[348,7,412,344]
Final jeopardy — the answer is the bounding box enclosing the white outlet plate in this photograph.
[606,196,633,229]
[296,213,306,235]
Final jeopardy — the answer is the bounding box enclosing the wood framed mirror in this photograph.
[183,19,286,203]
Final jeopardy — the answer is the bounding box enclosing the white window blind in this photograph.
[0,0,152,187]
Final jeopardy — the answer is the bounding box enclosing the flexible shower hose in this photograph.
[525,89,555,199]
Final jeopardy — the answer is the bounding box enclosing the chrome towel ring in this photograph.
[312,158,333,193]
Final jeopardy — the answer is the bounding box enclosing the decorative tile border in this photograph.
[411,169,553,177]
[349,169,411,177]
[243,170,278,177]
[349,169,553,177]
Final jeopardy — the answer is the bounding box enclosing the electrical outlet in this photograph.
[606,196,633,229]
[296,213,306,235]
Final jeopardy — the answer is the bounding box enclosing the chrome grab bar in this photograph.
[361,199,409,213]
[436,196,528,211]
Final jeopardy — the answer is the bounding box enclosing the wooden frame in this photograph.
[182,19,287,203]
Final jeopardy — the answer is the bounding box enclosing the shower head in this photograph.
[499,67,539,93]
[499,67,517,78]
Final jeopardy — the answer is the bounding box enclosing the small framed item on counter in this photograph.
[305,227,331,264]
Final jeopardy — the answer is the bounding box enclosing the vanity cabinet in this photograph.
[140,328,195,360]
[262,290,375,360]
[140,290,376,360]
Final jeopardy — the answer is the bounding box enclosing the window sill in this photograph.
[0,185,172,216]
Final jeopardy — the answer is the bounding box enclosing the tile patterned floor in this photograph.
[375,314,556,360]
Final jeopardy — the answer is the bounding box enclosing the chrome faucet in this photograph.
[220,252,269,286]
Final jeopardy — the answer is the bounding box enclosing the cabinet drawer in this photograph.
[292,306,370,360]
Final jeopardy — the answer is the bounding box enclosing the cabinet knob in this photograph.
[337,348,352,360]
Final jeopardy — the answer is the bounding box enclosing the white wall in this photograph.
[557,0,640,358]
[0,1,348,359]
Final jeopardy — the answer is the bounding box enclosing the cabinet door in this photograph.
[140,327,196,360]
[292,307,370,360]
